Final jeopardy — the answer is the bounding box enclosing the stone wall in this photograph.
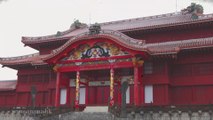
[129,111,212,120]
[0,109,213,120]
[41,110,213,120]
[0,111,36,120]
[42,112,114,120]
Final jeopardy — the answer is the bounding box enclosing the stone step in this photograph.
[83,106,108,112]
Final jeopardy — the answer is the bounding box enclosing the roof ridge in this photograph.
[21,12,184,42]
[21,12,213,45]
[100,12,182,26]
[199,13,213,19]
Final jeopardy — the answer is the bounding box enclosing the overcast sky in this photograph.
[0,0,212,80]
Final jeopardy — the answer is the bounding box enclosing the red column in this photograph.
[134,66,140,106]
[110,68,114,106]
[75,71,80,109]
[139,66,144,105]
[66,87,71,106]
[118,83,121,106]
[55,72,61,107]
[85,81,89,106]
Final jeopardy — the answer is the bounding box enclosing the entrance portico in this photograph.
[45,29,147,109]
[55,67,144,109]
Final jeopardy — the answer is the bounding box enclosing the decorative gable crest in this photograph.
[81,45,110,59]
[62,42,129,61]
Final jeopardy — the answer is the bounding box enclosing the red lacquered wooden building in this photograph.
[0,10,213,109]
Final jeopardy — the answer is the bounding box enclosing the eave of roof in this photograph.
[2,36,213,67]
[21,12,213,45]
[0,53,48,67]
[146,37,213,55]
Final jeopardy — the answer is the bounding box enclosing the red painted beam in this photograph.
[79,81,88,86]
[58,55,133,64]
[58,61,134,72]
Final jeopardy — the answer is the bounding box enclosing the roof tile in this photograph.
[22,12,213,44]
[2,36,213,66]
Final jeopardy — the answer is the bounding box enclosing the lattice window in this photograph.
[144,62,153,74]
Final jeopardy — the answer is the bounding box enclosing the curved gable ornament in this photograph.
[62,42,129,61]
[44,29,147,63]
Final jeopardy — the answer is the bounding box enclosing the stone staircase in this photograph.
[83,106,108,112]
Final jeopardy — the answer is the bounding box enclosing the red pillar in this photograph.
[118,83,121,106]
[86,81,89,106]
[55,72,61,107]
[133,57,144,106]
[139,66,144,105]
[75,71,80,109]
[134,66,140,106]
[110,68,114,106]
[66,87,71,106]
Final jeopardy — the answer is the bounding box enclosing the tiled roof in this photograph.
[44,30,147,60]
[0,53,48,66]
[22,12,213,44]
[1,36,213,66]
[146,37,213,55]
[0,80,17,91]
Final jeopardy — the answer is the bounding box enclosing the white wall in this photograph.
[145,85,153,103]
[79,87,86,104]
[126,86,130,104]
[60,88,67,105]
